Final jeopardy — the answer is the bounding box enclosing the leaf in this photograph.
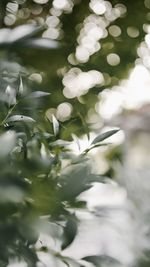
[0,131,16,157]
[50,139,70,147]
[60,164,92,200]
[0,25,46,48]
[0,29,10,45]
[25,91,50,99]
[11,25,45,43]
[5,85,16,107]
[18,76,24,96]
[59,256,80,267]
[71,154,89,165]
[91,129,120,145]
[19,244,38,266]
[87,174,106,183]
[62,214,78,250]
[52,115,59,136]
[82,255,121,267]
[71,134,81,151]
[22,38,59,50]
[6,115,35,124]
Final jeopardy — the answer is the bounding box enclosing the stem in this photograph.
[1,101,18,126]
[82,142,111,155]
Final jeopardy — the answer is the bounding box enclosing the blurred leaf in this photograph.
[0,29,10,45]
[22,38,59,50]
[71,155,89,165]
[50,139,70,147]
[11,25,45,43]
[71,134,81,152]
[0,131,16,157]
[19,245,38,267]
[59,255,81,267]
[62,214,78,250]
[0,25,59,51]
[0,25,44,46]
[25,91,50,99]
[82,255,121,267]
[18,76,24,96]
[6,115,35,124]
[0,259,8,267]
[5,85,16,107]
[91,129,120,145]
[60,164,92,200]
[18,220,39,245]
[52,114,59,136]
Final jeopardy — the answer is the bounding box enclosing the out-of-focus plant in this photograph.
[0,63,118,266]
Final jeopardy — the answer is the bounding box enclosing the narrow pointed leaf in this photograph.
[82,255,121,266]
[18,76,24,95]
[25,91,50,99]
[52,115,59,136]
[5,85,16,107]
[91,129,119,145]
[50,139,70,147]
[6,115,35,123]
[71,134,81,151]
[11,25,45,43]
[23,38,59,50]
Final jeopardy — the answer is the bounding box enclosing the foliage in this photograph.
[0,0,149,266]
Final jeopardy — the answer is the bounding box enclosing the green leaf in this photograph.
[50,139,70,147]
[91,129,120,145]
[0,131,16,157]
[18,76,24,96]
[62,214,78,250]
[82,255,121,266]
[60,164,92,200]
[22,38,59,50]
[19,244,38,267]
[52,115,59,136]
[11,25,45,43]
[71,134,81,151]
[0,25,46,49]
[25,91,50,99]
[6,115,35,124]
[71,154,89,165]
[5,85,16,107]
